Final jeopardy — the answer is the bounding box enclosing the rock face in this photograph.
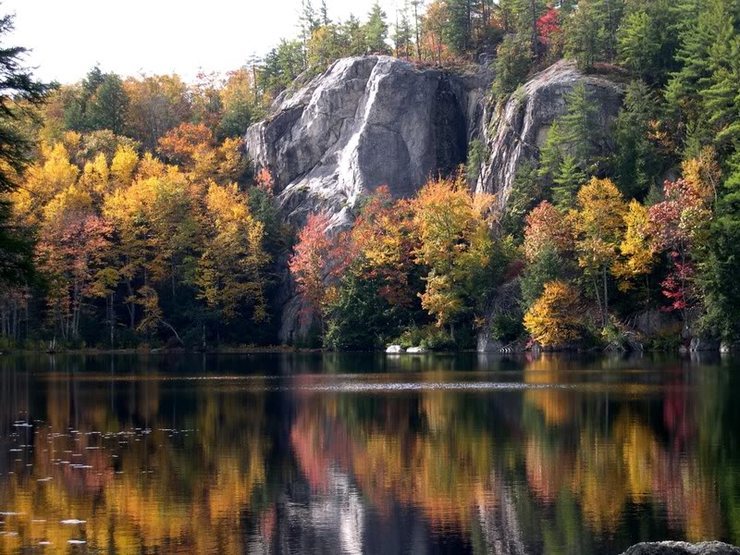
[475,60,624,206]
[620,541,740,555]
[246,55,490,230]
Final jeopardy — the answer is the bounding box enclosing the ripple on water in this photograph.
[286,381,575,392]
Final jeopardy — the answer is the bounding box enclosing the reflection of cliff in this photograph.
[290,392,496,532]
[288,391,529,553]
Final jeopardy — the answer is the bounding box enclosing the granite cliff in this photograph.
[246,55,489,230]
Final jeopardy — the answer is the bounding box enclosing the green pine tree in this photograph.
[701,151,740,339]
[492,34,533,98]
[0,12,51,284]
[614,80,662,198]
[665,0,735,140]
[559,82,601,172]
[538,120,564,182]
[552,155,587,209]
[393,2,414,57]
[364,2,391,54]
[700,15,740,152]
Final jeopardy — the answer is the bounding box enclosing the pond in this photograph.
[0,353,738,554]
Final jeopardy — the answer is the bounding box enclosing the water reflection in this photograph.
[0,353,738,554]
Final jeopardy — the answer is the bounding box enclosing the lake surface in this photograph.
[0,353,738,554]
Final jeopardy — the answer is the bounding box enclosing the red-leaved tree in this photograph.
[288,213,351,325]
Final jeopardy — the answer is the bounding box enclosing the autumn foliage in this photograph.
[524,281,582,347]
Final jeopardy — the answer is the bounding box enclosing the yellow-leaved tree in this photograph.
[411,175,496,336]
[570,177,627,327]
[196,183,269,329]
[524,280,582,347]
[614,200,657,295]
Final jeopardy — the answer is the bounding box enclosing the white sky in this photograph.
[2,0,404,84]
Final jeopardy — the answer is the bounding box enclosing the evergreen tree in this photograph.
[394,2,415,57]
[700,13,740,152]
[320,0,330,25]
[617,0,680,85]
[87,73,128,135]
[538,120,564,183]
[552,155,586,209]
[665,0,738,147]
[444,0,473,54]
[342,15,367,57]
[411,0,424,59]
[0,12,51,283]
[502,161,543,235]
[364,2,391,54]
[701,152,740,339]
[566,0,625,69]
[261,39,307,96]
[492,34,533,98]
[617,12,656,75]
[614,80,662,198]
[565,0,602,70]
[300,0,320,47]
[558,82,602,172]
[520,246,572,309]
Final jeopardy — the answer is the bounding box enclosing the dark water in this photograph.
[0,353,738,554]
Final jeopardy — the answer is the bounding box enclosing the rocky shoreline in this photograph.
[620,541,740,555]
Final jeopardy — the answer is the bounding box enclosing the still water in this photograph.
[0,353,738,554]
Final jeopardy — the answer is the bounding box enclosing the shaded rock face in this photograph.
[620,541,740,555]
[475,60,623,207]
[246,56,488,230]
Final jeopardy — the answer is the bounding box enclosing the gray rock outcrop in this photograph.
[246,55,490,230]
[620,541,740,555]
[475,60,623,207]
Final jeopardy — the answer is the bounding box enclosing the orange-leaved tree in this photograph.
[350,186,416,306]
[523,200,573,263]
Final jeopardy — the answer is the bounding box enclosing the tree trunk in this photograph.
[109,293,115,348]
[592,274,602,326]
[126,279,136,329]
[413,1,421,60]
[602,265,609,327]
[530,0,539,58]
[160,319,184,346]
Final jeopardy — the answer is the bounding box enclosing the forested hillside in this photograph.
[0,0,738,351]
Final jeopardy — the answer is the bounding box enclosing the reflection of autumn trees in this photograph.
[521,357,727,542]
[0,377,269,554]
[2,354,738,552]
[524,355,578,426]
[288,355,736,546]
[290,391,494,532]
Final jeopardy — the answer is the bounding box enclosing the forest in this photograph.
[0,0,739,351]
